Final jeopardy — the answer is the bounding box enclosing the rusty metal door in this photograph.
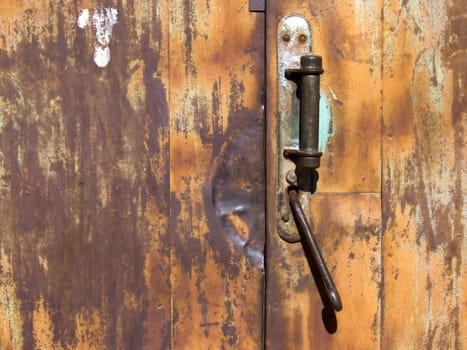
[265,1,465,349]
[0,1,465,349]
[0,1,265,348]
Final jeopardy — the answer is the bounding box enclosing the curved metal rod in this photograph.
[288,188,343,312]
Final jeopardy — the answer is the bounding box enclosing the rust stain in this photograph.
[32,298,55,349]
[266,0,383,348]
[0,1,171,348]
[167,1,265,348]
[382,0,465,347]
[205,109,265,270]
[0,247,23,349]
[74,309,106,349]
[308,0,382,193]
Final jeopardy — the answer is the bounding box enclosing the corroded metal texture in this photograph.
[0,1,265,348]
[168,1,265,347]
[266,0,465,349]
[276,15,312,243]
[381,0,465,347]
[266,0,383,348]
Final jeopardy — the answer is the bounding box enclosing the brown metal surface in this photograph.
[0,1,265,348]
[381,0,466,347]
[0,0,464,348]
[266,0,465,349]
[266,0,383,348]
[249,0,265,13]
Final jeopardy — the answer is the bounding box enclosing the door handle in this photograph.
[275,15,342,313]
[284,54,342,312]
[283,54,323,170]
[288,188,343,312]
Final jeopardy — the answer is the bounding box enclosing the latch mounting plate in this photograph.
[276,15,313,243]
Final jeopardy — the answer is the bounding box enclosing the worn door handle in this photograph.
[283,54,342,312]
[275,16,342,313]
[283,54,323,170]
[288,188,343,311]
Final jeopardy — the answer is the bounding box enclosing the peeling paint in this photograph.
[93,45,111,68]
[319,92,333,153]
[277,16,312,87]
[77,9,89,29]
[32,298,55,349]
[0,246,23,349]
[92,7,118,48]
[77,6,118,68]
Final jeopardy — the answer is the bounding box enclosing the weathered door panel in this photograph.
[266,0,465,349]
[382,0,466,348]
[168,1,265,348]
[0,0,465,349]
[0,2,172,348]
[0,1,265,349]
[265,0,383,348]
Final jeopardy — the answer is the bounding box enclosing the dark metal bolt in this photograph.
[300,54,323,71]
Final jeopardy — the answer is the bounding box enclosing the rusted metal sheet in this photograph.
[266,194,382,349]
[265,2,382,194]
[265,0,383,348]
[0,1,172,348]
[0,1,265,349]
[168,1,265,347]
[382,0,466,348]
[267,0,465,349]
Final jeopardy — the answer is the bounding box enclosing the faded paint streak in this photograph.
[319,92,333,153]
[77,9,89,29]
[0,246,23,349]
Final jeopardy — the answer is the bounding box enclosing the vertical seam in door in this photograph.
[262,4,269,349]
[262,7,268,349]
[379,0,385,348]
[167,1,173,348]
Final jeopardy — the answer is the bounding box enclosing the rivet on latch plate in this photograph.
[276,15,313,243]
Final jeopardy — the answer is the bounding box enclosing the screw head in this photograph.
[298,34,307,43]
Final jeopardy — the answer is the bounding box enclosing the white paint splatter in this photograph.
[92,7,118,47]
[77,7,118,68]
[93,45,111,68]
[77,9,89,29]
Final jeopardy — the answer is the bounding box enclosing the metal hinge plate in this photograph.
[276,15,313,243]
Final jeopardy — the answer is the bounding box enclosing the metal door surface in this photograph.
[265,1,465,349]
[0,1,465,349]
[0,1,265,348]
